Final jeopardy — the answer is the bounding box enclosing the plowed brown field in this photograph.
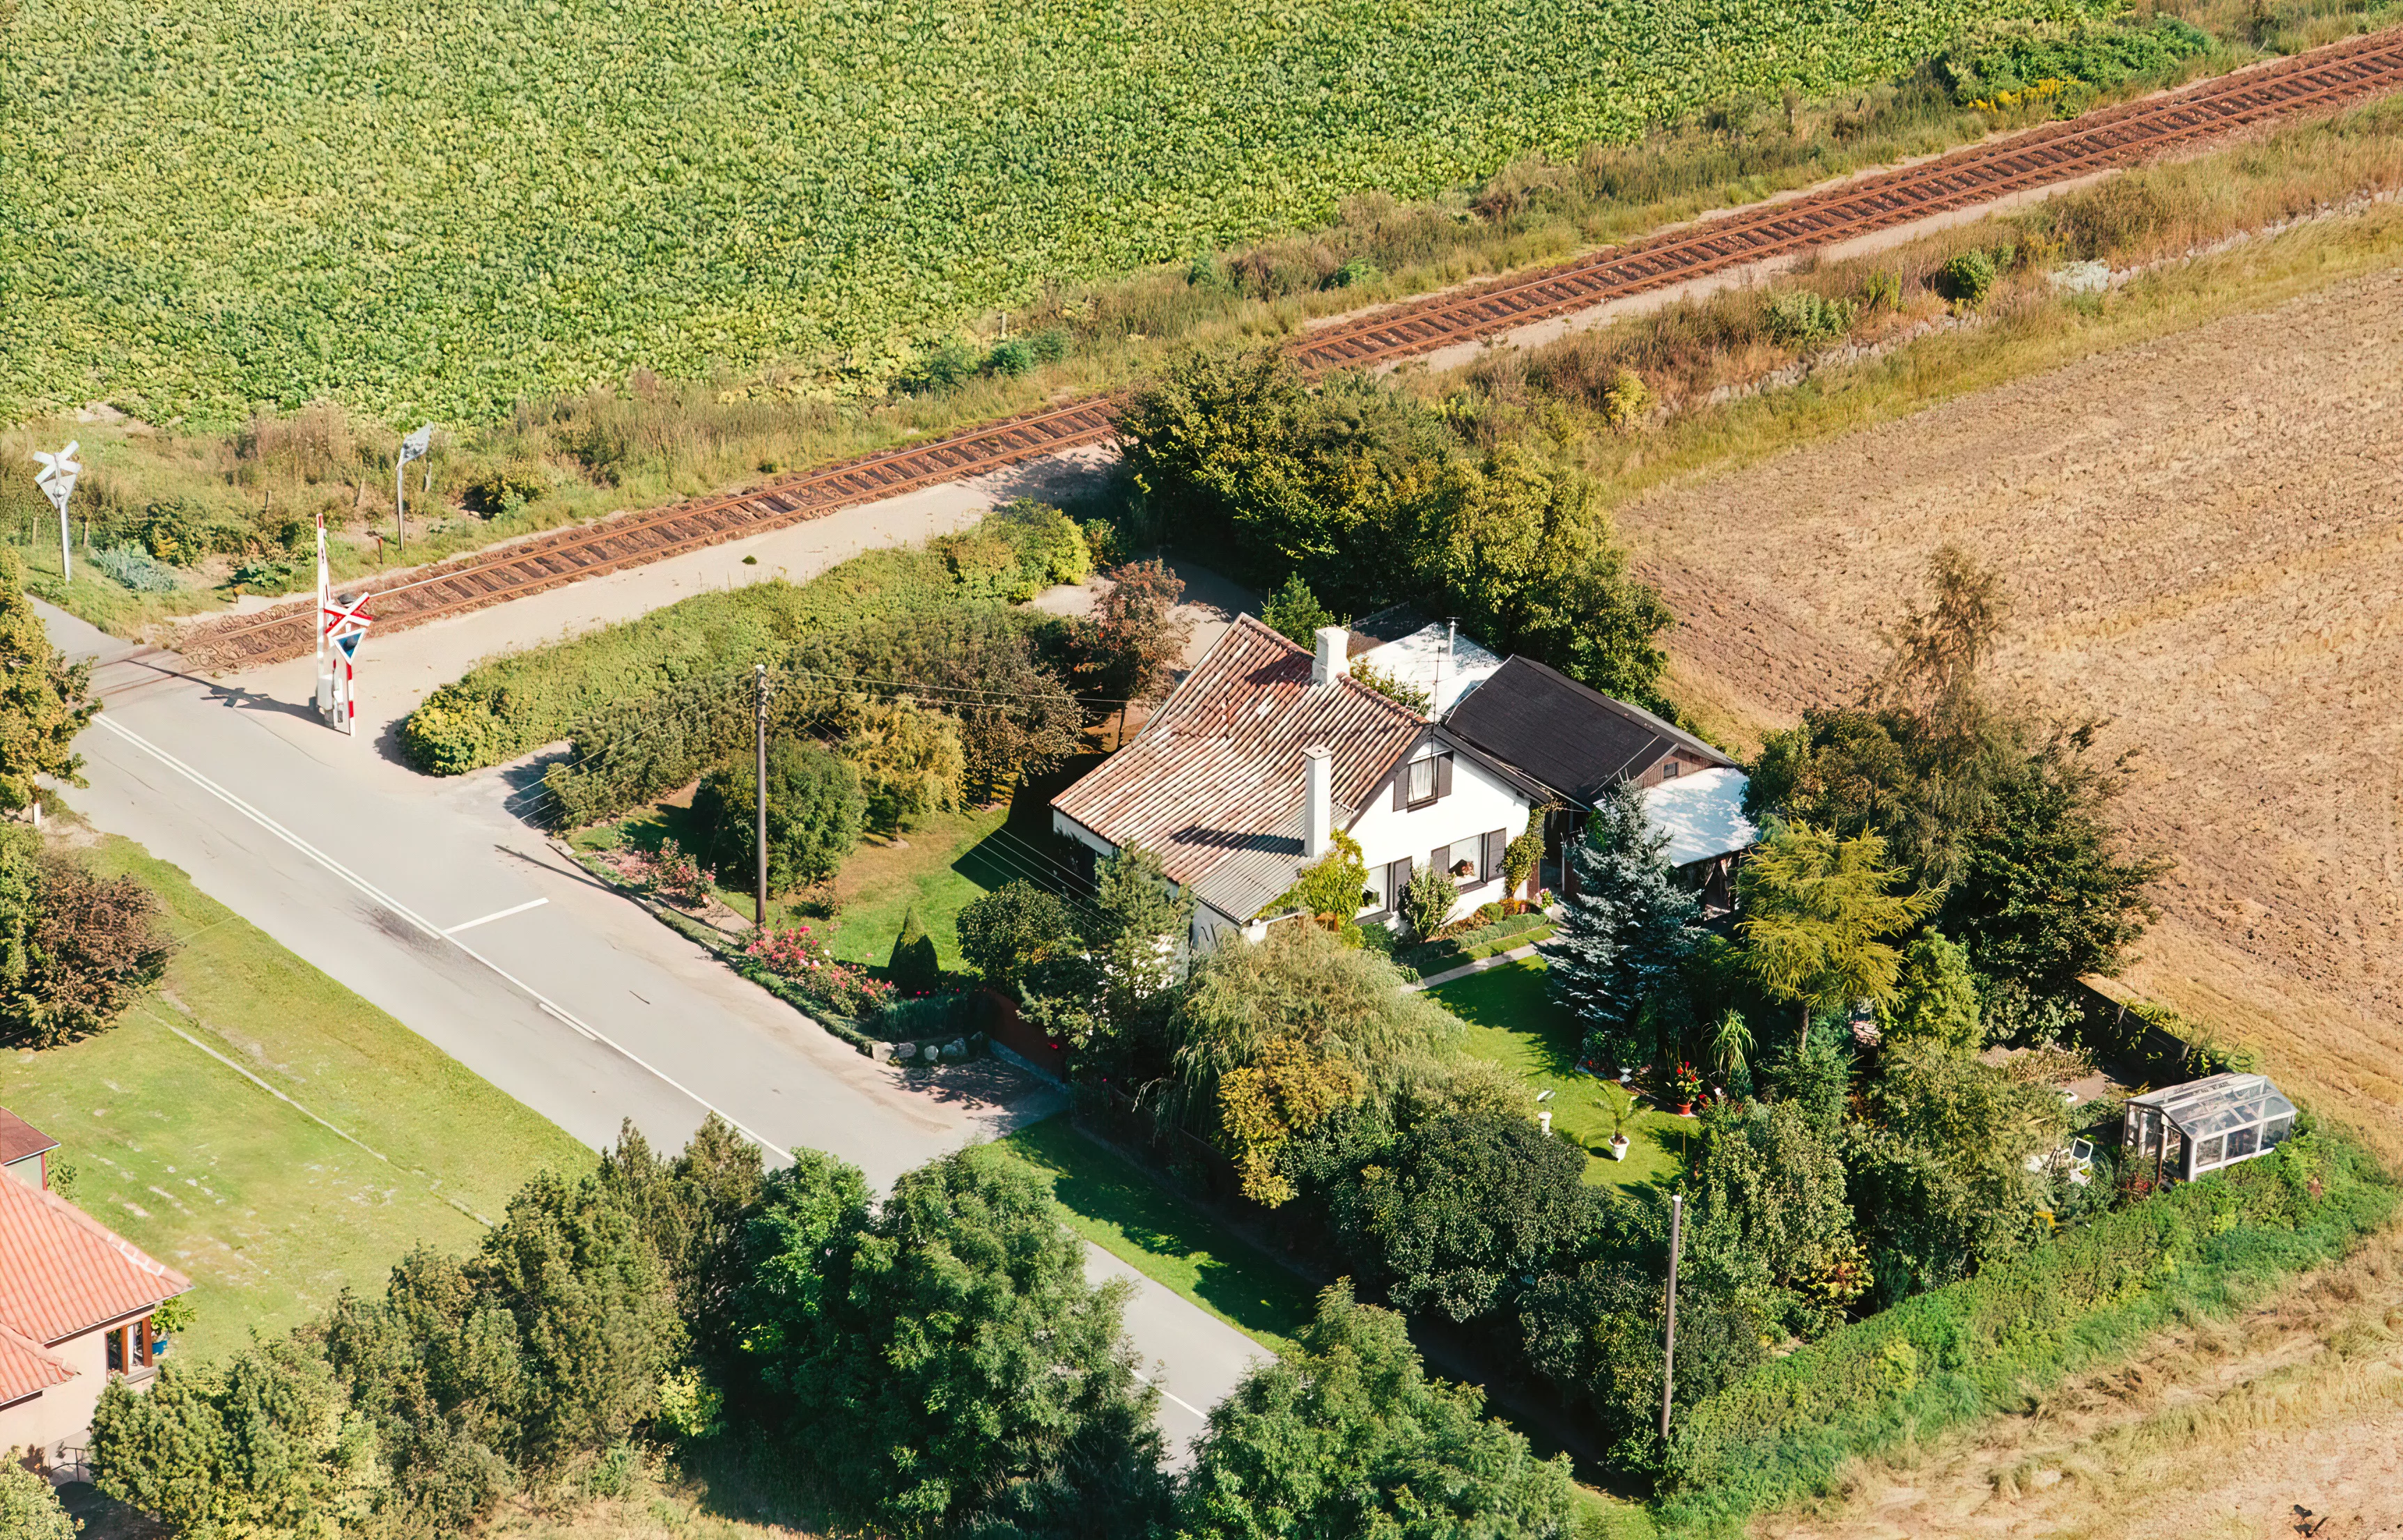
[1623,263,2403,1152]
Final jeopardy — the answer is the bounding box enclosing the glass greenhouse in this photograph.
[2122,1072,2297,1182]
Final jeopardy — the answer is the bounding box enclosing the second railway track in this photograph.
[182,26,2403,671]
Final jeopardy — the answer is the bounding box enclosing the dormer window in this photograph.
[1661,760,1680,779]
[1407,756,1438,804]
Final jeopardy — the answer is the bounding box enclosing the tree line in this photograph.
[90,1115,1592,1539]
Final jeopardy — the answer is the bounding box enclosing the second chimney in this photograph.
[1302,745,1332,860]
[1313,625,1350,687]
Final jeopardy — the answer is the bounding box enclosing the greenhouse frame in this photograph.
[2122,1072,2297,1182]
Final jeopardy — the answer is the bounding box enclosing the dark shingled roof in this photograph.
[1442,656,1734,807]
[0,1108,55,1169]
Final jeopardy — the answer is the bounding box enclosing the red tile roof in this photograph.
[0,1164,189,1346]
[1054,616,1424,918]
[0,1324,72,1406]
[0,1107,55,1167]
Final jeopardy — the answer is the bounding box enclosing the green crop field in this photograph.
[4,0,2098,428]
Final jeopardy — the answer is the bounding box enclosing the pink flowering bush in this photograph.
[616,837,711,908]
[745,924,896,1018]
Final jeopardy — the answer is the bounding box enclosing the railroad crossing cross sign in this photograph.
[31,441,81,516]
[321,591,374,642]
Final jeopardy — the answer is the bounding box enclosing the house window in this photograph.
[1407,756,1439,804]
[1447,835,1483,880]
[106,1328,124,1374]
[1661,760,1681,779]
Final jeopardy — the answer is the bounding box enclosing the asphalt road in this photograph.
[47,604,1261,1452]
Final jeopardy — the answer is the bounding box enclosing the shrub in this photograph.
[1939,249,1998,307]
[621,837,711,908]
[1600,367,1652,430]
[137,497,249,566]
[464,462,550,514]
[1401,862,1459,939]
[0,1463,74,1540]
[877,990,961,1043]
[896,339,977,394]
[887,907,942,994]
[1763,289,1859,350]
[692,739,866,896]
[1862,269,1904,312]
[1329,256,1382,288]
[958,880,1082,992]
[746,925,896,1018]
[1352,661,1431,714]
[1029,327,1071,364]
[399,687,506,776]
[93,543,183,592]
[983,337,1036,377]
[1502,825,1544,895]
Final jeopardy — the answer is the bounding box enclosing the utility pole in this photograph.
[754,663,772,931]
[1660,1192,1684,1446]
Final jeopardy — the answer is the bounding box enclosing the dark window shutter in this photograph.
[1484,828,1507,879]
[1431,844,1448,878]
[1387,857,1412,908]
[1436,753,1454,798]
[1392,772,1406,811]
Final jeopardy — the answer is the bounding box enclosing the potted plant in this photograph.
[1607,1099,1631,1162]
[1672,1059,1705,1117]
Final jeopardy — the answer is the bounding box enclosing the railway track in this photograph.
[182,26,2403,671]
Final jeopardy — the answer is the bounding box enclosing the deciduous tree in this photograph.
[696,738,866,895]
[839,694,965,833]
[0,545,96,812]
[1179,1284,1576,1540]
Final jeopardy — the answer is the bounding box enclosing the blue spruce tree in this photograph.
[1538,781,1702,1071]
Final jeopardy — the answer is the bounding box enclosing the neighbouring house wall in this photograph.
[3,1154,42,1190]
[0,1324,144,1465]
[1348,745,1531,929]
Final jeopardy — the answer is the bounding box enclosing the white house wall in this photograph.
[1346,745,1531,928]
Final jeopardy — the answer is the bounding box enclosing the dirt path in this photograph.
[1757,1233,2403,1539]
[1619,263,2403,1150]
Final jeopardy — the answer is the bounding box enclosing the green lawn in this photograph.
[993,1115,1316,1355]
[1430,960,1695,1190]
[575,790,1034,972]
[0,834,591,1360]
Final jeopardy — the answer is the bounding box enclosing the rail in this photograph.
[178,27,2403,671]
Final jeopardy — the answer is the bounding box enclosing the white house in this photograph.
[1052,617,1546,947]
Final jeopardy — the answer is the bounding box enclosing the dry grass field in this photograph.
[1625,260,2403,1163]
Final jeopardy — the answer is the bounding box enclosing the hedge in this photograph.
[401,503,1089,779]
[1655,1132,2394,1535]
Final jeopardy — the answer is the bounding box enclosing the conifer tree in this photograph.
[1537,781,1700,1071]
[887,906,941,995]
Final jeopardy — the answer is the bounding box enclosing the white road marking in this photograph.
[443,896,549,934]
[1135,1372,1209,1421]
[92,714,788,1159]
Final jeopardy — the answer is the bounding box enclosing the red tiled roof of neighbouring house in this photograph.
[0,1323,73,1406]
[0,1107,56,1167]
[1054,616,1424,918]
[0,1163,190,1346]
